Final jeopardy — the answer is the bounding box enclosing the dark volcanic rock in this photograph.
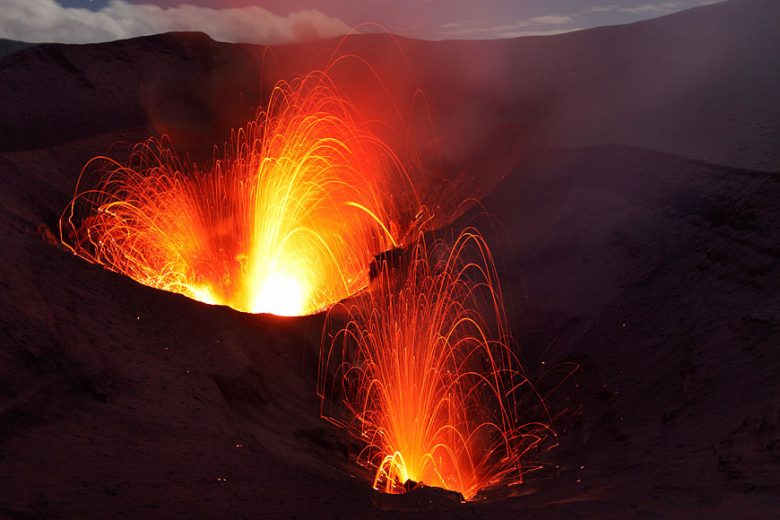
[0,0,778,518]
[370,481,464,512]
[2,1,780,170]
[0,38,36,59]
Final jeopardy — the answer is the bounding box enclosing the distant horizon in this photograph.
[0,0,727,45]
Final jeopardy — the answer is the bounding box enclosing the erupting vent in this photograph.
[60,62,557,502]
[61,71,420,316]
[319,230,556,501]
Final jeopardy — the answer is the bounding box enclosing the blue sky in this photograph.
[2,0,725,43]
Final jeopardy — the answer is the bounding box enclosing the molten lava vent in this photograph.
[60,72,421,316]
[318,229,557,501]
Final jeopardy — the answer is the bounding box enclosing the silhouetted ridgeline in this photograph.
[0,0,778,170]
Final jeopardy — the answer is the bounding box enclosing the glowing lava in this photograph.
[319,230,555,501]
[61,72,419,316]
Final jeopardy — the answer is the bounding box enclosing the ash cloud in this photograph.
[0,0,351,44]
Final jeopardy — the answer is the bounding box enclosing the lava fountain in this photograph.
[318,229,555,501]
[61,71,420,315]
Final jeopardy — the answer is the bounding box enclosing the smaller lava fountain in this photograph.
[318,229,555,501]
[61,71,420,315]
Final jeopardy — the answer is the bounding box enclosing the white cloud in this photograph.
[619,3,681,14]
[438,12,576,38]
[589,0,722,15]
[496,27,585,39]
[0,0,351,44]
[526,15,576,26]
[590,5,620,12]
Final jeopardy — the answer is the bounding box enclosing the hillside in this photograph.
[0,0,778,518]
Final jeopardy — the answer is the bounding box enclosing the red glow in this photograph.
[319,229,555,500]
[61,71,421,315]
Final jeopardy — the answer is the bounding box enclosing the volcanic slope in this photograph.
[1,0,779,171]
[1,0,779,517]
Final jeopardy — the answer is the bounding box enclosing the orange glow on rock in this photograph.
[61,71,420,316]
[319,229,555,501]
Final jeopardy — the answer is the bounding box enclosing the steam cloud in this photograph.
[0,0,352,45]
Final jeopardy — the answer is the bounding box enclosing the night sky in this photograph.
[4,0,724,43]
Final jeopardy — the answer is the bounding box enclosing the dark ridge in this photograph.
[1,0,779,171]
[0,38,37,59]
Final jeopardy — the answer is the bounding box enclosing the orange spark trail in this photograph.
[318,229,555,501]
[60,71,421,316]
